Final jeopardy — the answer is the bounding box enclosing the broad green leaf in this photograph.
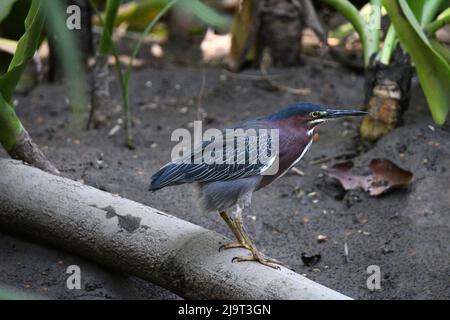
[384,0,450,124]
[400,0,432,45]
[0,0,19,24]
[407,0,446,26]
[430,38,450,64]
[0,0,45,104]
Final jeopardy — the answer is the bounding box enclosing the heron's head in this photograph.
[268,103,368,130]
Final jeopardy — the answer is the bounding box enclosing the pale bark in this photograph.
[0,159,351,300]
[8,129,60,175]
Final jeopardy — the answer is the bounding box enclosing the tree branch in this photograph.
[0,159,351,300]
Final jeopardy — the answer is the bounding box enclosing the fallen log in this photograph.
[0,159,351,299]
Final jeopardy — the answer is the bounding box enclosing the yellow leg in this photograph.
[232,212,292,270]
[219,211,251,251]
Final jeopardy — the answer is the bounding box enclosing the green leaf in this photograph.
[98,0,121,55]
[176,0,230,30]
[0,0,45,104]
[430,38,450,64]
[0,0,19,24]
[0,91,23,151]
[384,0,450,124]
[406,0,445,27]
[41,0,88,129]
[319,0,373,67]
[426,7,450,34]
[379,24,398,65]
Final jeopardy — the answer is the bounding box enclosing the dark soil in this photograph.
[1,51,449,299]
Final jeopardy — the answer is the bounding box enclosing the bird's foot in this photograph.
[219,242,252,251]
[232,252,292,270]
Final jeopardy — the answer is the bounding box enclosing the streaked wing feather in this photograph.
[150,120,276,189]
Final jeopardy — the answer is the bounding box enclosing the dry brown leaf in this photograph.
[328,159,413,196]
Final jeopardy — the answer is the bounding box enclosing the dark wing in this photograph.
[149,121,276,191]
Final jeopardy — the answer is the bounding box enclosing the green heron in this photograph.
[149,103,367,269]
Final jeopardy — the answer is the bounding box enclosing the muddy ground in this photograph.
[0,49,449,299]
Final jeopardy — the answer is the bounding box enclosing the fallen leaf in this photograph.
[328,159,413,196]
[368,159,414,196]
[328,161,370,191]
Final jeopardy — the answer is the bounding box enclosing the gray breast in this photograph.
[196,176,262,213]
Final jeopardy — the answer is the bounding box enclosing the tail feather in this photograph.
[149,163,179,191]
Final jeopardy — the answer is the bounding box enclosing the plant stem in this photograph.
[124,0,179,87]
[98,0,121,56]
[90,0,177,148]
[430,38,450,64]
[0,93,59,175]
[121,0,178,149]
[426,7,450,35]
[320,0,372,67]
[0,94,23,151]
[415,0,447,27]
[379,25,398,65]
[42,0,88,130]
[368,0,382,62]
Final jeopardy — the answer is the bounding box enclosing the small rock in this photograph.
[382,247,394,254]
[301,253,321,267]
[179,107,188,114]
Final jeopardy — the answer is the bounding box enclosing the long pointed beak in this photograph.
[325,109,368,119]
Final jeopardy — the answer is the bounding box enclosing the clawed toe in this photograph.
[219,243,252,251]
[218,211,291,270]
[231,253,290,270]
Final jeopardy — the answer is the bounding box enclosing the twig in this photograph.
[223,69,288,81]
[344,240,349,263]
[303,55,342,68]
[290,167,305,176]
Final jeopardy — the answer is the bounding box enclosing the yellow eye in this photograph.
[310,111,320,118]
